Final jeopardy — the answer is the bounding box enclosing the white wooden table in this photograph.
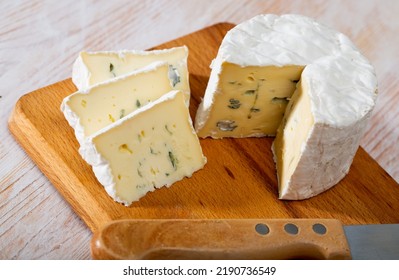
[1,0,398,259]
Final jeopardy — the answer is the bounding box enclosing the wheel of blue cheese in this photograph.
[194,14,378,199]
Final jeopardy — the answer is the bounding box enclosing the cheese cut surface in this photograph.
[273,80,315,198]
[72,46,189,92]
[196,63,304,138]
[79,90,206,206]
[195,14,377,200]
[61,62,185,144]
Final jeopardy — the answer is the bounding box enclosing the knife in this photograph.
[90,219,399,260]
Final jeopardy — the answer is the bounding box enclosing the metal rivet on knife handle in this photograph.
[313,223,327,235]
[255,223,270,235]
[284,223,299,235]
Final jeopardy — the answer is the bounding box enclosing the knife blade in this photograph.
[90,219,399,260]
[344,223,399,260]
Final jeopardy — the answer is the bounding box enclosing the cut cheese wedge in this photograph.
[61,61,187,144]
[195,14,377,199]
[72,46,189,92]
[79,90,207,205]
[274,54,377,199]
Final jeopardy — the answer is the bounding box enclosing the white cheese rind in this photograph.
[79,90,207,206]
[72,46,189,92]
[72,54,90,91]
[304,53,377,127]
[216,14,357,67]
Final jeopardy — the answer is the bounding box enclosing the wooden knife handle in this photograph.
[91,219,351,260]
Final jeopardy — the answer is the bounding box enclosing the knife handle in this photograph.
[91,219,351,260]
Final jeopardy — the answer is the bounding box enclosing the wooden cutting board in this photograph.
[8,23,399,232]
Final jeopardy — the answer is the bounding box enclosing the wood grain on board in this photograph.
[8,23,399,235]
